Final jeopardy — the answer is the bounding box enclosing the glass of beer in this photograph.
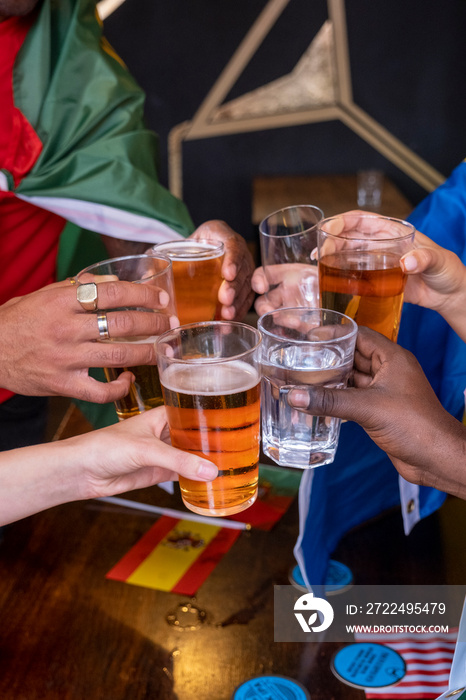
[76,254,177,420]
[155,321,262,516]
[151,239,224,324]
[258,307,357,469]
[317,213,415,341]
[259,204,324,309]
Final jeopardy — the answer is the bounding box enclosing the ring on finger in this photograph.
[77,282,98,312]
[97,312,110,340]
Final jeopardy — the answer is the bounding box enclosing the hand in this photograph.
[288,327,466,497]
[252,264,318,316]
[0,279,174,402]
[73,407,218,499]
[0,406,218,525]
[189,220,255,320]
[401,230,466,329]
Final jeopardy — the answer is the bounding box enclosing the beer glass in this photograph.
[76,254,176,420]
[151,239,224,324]
[258,307,357,469]
[317,213,415,341]
[259,204,324,309]
[155,321,262,516]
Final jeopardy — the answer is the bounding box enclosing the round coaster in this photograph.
[325,560,353,595]
[288,564,308,592]
[288,560,353,595]
[232,675,311,699]
[331,643,406,689]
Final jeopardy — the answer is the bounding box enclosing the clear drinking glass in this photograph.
[76,253,176,420]
[155,321,262,516]
[259,205,324,309]
[151,239,224,324]
[357,169,383,210]
[317,213,415,342]
[258,307,357,469]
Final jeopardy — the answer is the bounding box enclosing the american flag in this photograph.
[354,630,458,699]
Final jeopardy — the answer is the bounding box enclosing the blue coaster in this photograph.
[289,560,353,594]
[331,643,406,689]
[232,675,311,699]
[288,564,307,591]
[325,560,353,594]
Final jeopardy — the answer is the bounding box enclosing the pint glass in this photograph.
[76,254,176,420]
[155,321,262,516]
[152,239,224,324]
[259,307,357,469]
[259,205,324,308]
[317,213,415,341]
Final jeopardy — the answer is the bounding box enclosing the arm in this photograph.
[0,279,175,402]
[101,235,149,257]
[0,407,217,526]
[288,327,466,498]
[401,230,466,341]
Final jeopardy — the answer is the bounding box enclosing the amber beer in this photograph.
[153,240,224,324]
[319,250,406,341]
[104,364,163,420]
[161,360,261,516]
[75,253,177,420]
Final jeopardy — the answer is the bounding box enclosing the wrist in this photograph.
[0,440,83,525]
[418,419,466,498]
[437,287,466,340]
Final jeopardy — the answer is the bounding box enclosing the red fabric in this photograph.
[0,16,67,403]
[170,527,241,596]
[0,14,43,184]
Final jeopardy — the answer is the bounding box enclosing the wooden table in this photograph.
[252,174,414,225]
[1,467,466,699]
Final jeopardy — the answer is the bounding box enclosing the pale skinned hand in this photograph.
[73,406,218,499]
[0,278,173,402]
[189,220,255,320]
[401,230,466,338]
[0,406,218,526]
[288,327,466,499]
[252,264,318,315]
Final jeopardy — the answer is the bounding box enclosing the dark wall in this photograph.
[104,0,466,241]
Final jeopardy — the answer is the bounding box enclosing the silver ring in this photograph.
[97,313,110,340]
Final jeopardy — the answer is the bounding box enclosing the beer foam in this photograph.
[156,242,223,262]
[161,360,259,395]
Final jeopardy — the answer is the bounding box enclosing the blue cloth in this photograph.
[296,160,466,587]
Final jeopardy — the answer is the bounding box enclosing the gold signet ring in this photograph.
[77,282,98,312]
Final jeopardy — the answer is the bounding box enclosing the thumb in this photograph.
[288,385,369,424]
[72,371,135,403]
[401,247,441,275]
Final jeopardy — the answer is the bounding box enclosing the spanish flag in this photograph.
[106,465,301,594]
[106,516,241,596]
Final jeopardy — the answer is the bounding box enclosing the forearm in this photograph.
[400,417,466,499]
[437,284,466,342]
[0,441,83,525]
[101,235,148,257]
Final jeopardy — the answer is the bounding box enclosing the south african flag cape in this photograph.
[1,0,193,245]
